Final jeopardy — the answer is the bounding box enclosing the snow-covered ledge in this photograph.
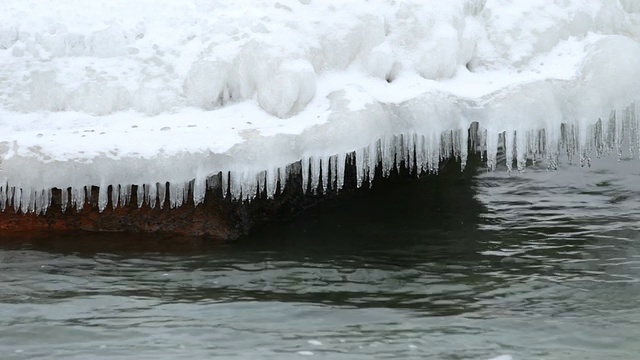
[2,0,640,221]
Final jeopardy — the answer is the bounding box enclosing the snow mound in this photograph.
[1,0,640,214]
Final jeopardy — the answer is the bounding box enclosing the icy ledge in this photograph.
[2,91,639,215]
[1,0,640,214]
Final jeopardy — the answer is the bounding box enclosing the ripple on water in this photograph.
[2,160,640,359]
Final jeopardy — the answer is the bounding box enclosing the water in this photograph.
[2,158,640,359]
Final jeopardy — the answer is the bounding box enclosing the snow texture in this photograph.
[1,0,640,213]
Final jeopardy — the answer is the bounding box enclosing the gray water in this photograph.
[2,159,640,359]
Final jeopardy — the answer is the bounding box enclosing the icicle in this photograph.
[477,125,487,163]
[45,188,52,214]
[395,134,403,170]
[221,172,229,199]
[61,187,68,212]
[98,183,108,212]
[193,171,206,206]
[629,104,640,158]
[329,155,338,191]
[408,132,416,168]
[504,130,514,172]
[406,133,415,174]
[414,134,425,174]
[485,127,498,171]
[614,110,623,160]
[266,166,278,198]
[6,187,13,212]
[259,170,267,198]
[0,183,5,211]
[38,189,46,214]
[33,189,39,214]
[245,170,254,199]
[111,185,120,209]
[74,186,85,211]
[20,186,34,214]
[371,140,380,178]
[31,189,39,214]
[526,129,537,165]
[3,184,9,212]
[142,184,150,208]
[424,134,433,173]
[320,156,330,194]
[440,130,451,162]
[310,156,320,194]
[546,139,559,170]
[229,171,243,199]
[355,147,366,187]
[25,189,32,214]
[397,134,406,170]
[460,126,469,171]
[170,183,178,208]
[577,121,591,167]
[34,189,44,214]
[169,182,182,208]
[382,136,394,176]
[119,184,131,207]
[276,166,286,194]
[514,129,526,171]
[429,131,439,173]
[336,152,346,190]
[36,188,44,214]
[533,128,542,163]
[633,104,640,158]
[239,170,248,200]
[18,188,25,213]
[148,183,158,209]
[136,185,145,208]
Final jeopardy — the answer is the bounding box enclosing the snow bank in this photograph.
[1,0,640,213]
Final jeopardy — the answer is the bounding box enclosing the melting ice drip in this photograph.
[1,0,640,215]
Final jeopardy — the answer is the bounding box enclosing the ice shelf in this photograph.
[1,0,640,214]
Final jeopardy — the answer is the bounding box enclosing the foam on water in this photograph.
[488,356,513,360]
[1,0,640,213]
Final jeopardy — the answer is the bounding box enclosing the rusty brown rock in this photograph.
[0,183,241,240]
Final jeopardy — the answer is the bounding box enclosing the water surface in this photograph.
[2,159,640,359]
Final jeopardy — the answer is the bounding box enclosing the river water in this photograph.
[2,158,640,359]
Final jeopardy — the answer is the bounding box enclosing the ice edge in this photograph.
[1,102,638,215]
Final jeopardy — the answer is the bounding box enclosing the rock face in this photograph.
[0,154,473,241]
[0,183,240,240]
[0,159,336,240]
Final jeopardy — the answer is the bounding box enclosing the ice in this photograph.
[488,356,513,360]
[1,0,640,214]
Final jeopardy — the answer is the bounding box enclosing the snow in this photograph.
[1,0,640,214]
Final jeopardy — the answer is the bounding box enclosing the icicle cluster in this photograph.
[477,103,640,171]
[1,103,638,215]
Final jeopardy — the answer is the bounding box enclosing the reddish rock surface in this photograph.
[0,185,242,240]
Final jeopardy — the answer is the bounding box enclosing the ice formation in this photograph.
[1,0,640,214]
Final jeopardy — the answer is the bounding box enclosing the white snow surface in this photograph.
[2,0,640,213]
